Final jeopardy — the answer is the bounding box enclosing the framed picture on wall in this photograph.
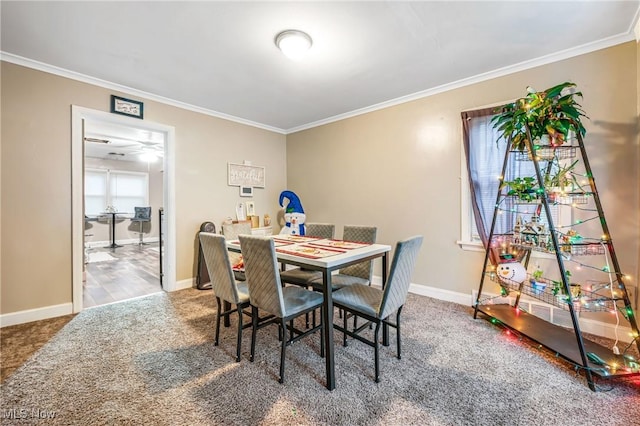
[110,95,144,119]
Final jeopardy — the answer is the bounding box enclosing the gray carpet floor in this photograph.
[1,288,638,425]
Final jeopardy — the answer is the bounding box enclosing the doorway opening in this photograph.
[71,106,176,313]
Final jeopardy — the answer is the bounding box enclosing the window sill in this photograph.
[456,240,484,252]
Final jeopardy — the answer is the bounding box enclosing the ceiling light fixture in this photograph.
[275,30,312,61]
[139,151,159,163]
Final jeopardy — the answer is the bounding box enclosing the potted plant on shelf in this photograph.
[491,82,588,151]
[502,176,542,202]
[530,266,546,295]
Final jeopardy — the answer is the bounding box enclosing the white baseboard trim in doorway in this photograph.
[0,303,73,328]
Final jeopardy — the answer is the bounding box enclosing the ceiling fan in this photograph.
[84,137,163,162]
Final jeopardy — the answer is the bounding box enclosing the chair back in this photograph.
[306,223,335,239]
[238,235,285,317]
[199,232,243,304]
[134,206,151,221]
[379,235,423,319]
[222,221,252,240]
[339,225,377,280]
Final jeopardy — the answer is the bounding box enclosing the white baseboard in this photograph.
[86,237,160,248]
[167,278,196,292]
[1,276,634,344]
[0,303,73,327]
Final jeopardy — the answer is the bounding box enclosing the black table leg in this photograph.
[382,252,390,346]
[108,212,122,249]
[323,270,335,390]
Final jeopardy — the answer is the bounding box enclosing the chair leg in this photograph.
[236,304,243,362]
[250,306,258,362]
[279,319,287,384]
[374,322,381,383]
[343,309,348,347]
[319,313,325,358]
[214,298,222,346]
[396,308,403,360]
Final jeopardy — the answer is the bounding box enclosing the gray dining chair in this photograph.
[332,235,423,382]
[280,223,335,328]
[308,225,377,292]
[239,234,325,384]
[222,221,253,281]
[199,232,252,362]
[280,223,335,288]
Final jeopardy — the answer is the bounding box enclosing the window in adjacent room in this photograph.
[84,169,148,215]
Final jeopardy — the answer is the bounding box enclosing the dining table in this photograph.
[227,234,391,391]
[101,211,129,249]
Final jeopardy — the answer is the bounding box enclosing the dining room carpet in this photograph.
[1,288,638,425]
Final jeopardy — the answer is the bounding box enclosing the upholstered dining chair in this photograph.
[222,221,253,281]
[332,235,422,382]
[238,235,325,384]
[199,232,252,362]
[130,207,152,245]
[279,223,335,328]
[308,225,377,292]
[279,223,335,288]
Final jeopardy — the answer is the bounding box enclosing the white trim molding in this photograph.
[0,303,73,328]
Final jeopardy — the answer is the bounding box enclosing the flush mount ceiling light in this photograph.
[275,30,312,61]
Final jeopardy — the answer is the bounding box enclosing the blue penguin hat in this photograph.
[279,190,304,214]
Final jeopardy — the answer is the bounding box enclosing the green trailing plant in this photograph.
[552,270,572,296]
[502,176,541,202]
[545,159,583,191]
[491,82,588,151]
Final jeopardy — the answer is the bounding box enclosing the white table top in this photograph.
[227,236,391,270]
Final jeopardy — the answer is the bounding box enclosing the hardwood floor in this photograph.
[83,243,163,308]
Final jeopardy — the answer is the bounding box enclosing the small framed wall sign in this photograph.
[110,95,144,119]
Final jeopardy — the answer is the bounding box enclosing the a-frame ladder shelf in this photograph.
[476,304,639,381]
[473,117,640,391]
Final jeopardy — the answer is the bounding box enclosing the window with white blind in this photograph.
[84,169,148,215]
[460,109,563,249]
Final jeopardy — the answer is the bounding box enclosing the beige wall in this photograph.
[287,42,639,302]
[1,42,638,319]
[1,61,286,314]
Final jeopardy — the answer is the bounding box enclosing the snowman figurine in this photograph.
[279,190,306,236]
[496,261,527,285]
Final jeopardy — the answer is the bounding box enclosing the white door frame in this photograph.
[71,105,177,313]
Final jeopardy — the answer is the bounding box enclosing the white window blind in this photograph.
[85,169,148,215]
[464,111,561,244]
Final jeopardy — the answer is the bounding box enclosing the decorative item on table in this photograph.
[236,203,246,221]
[263,214,271,227]
[278,190,306,235]
[105,205,117,213]
[232,256,244,272]
[249,215,259,228]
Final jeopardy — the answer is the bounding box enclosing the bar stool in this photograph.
[131,207,152,245]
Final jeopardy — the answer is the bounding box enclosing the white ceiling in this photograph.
[2,1,639,135]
